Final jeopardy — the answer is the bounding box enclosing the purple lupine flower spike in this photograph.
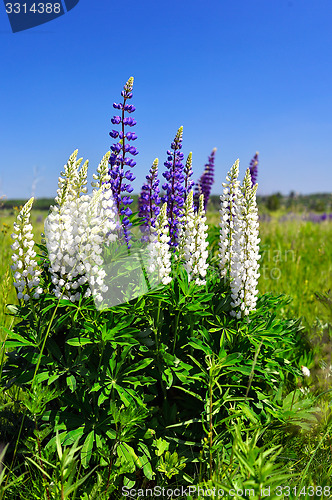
[249,151,259,187]
[194,147,216,211]
[138,158,161,241]
[108,77,137,248]
[161,126,185,249]
[184,152,194,200]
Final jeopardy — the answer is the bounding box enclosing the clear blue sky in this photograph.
[1,0,332,199]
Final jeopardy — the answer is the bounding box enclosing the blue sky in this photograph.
[1,0,332,199]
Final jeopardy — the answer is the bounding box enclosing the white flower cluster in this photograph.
[11,197,43,301]
[218,159,241,278]
[148,203,172,286]
[301,365,310,377]
[219,162,261,318]
[178,191,209,285]
[91,151,111,192]
[45,150,117,303]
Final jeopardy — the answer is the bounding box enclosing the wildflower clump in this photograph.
[45,150,118,303]
[11,197,43,300]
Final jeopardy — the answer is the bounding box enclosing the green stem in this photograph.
[209,370,213,480]
[245,341,263,401]
[32,299,62,384]
[172,310,180,355]
[35,417,50,500]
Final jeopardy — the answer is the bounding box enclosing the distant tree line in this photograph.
[1,193,331,214]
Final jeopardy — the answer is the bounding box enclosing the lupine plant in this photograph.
[108,76,138,248]
[11,197,43,301]
[177,191,209,286]
[1,77,324,498]
[161,126,186,249]
[137,158,160,241]
[193,147,216,211]
[249,151,259,186]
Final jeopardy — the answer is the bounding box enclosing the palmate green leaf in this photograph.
[2,328,36,347]
[125,376,156,388]
[172,385,203,401]
[98,389,110,406]
[137,442,155,480]
[81,429,95,468]
[187,338,213,356]
[5,304,20,315]
[117,442,142,471]
[238,403,260,424]
[66,337,93,346]
[166,417,202,429]
[177,267,190,296]
[186,302,209,312]
[62,426,85,445]
[66,374,77,392]
[113,383,137,406]
[122,357,153,375]
[154,438,169,456]
[162,368,173,389]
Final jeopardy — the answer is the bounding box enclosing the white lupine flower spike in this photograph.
[218,159,241,279]
[230,168,261,318]
[11,198,43,301]
[178,191,209,285]
[148,203,172,286]
[45,152,118,303]
[91,152,111,191]
[219,161,261,318]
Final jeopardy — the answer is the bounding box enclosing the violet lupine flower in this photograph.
[184,152,194,197]
[138,158,161,241]
[194,148,216,211]
[108,76,138,248]
[161,126,185,249]
[249,151,259,187]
